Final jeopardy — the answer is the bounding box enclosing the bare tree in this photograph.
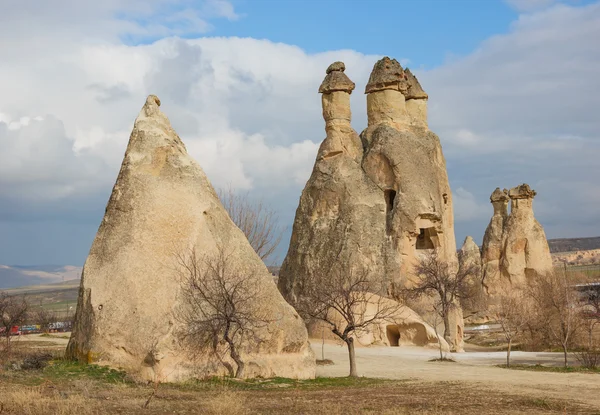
[494,293,530,367]
[218,186,283,263]
[426,304,446,361]
[527,271,581,368]
[34,307,57,334]
[297,267,402,377]
[175,246,270,378]
[0,292,29,352]
[574,282,600,369]
[403,250,479,346]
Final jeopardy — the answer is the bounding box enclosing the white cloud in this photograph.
[505,0,559,12]
[452,188,489,223]
[1,0,600,264]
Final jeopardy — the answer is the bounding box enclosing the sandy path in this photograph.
[313,342,600,409]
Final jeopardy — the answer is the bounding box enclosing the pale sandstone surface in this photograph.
[481,188,509,296]
[307,294,450,352]
[481,184,553,299]
[67,95,315,381]
[500,184,553,288]
[279,58,463,352]
[460,236,482,270]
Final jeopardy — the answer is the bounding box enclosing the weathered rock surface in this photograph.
[67,95,315,381]
[460,236,482,270]
[501,184,553,288]
[481,188,509,296]
[308,294,450,351]
[279,58,463,352]
[481,184,553,297]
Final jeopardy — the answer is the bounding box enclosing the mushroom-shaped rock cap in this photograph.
[404,69,428,100]
[490,187,509,203]
[319,61,356,94]
[508,183,537,199]
[365,57,408,94]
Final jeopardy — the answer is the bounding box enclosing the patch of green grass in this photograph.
[43,359,130,383]
[498,363,600,374]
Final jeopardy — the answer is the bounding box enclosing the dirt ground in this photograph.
[0,335,598,414]
[314,341,600,410]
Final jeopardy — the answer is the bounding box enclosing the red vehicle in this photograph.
[0,326,21,336]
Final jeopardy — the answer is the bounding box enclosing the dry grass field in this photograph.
[1,336,599,414]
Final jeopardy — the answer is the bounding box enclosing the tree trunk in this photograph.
[562,344,568,368]
[506,338,511,368]
[230,344,245,378]
[347,338,358,378]
[224,324,245,378]
[443,312,451,348]
[322,327,325,361]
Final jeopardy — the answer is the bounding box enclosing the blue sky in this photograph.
[177,0,516,67]
[0,0,599,266]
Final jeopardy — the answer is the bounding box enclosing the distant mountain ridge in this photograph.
[1,236,599,289]
[0,264,82,289]
[547,237,600,253]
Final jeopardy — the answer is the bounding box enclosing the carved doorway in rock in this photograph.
[386,325,400,346]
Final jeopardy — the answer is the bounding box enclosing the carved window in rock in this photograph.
[416,227,436,250]
[384,189,397,235]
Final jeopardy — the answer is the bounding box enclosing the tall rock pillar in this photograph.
[278,62,386,303]
[481,188,509,296]
[500,184,553,288]
[280,58,463,352]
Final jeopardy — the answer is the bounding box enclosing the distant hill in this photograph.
[0,265,82,289]
[547,237,600,253]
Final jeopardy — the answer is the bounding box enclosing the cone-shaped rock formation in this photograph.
[67,95,315,381]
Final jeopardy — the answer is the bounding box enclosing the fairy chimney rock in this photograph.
[490,187,510,215]
[404,69,429,125]
[365,57,410,127]
[481,188,510,295]
[280,58,463,352]
[501,183,553,288]
[482,184,553,297]
[67,95,315,382]
[319,61,355,130]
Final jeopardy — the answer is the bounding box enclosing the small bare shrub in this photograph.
[176,245,271,378]
[21,352,53,370]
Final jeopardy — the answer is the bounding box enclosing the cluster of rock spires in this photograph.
[279,57,463,351]
[460,183,553,312]
[67,95,315,381]
[66,57,554,380]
